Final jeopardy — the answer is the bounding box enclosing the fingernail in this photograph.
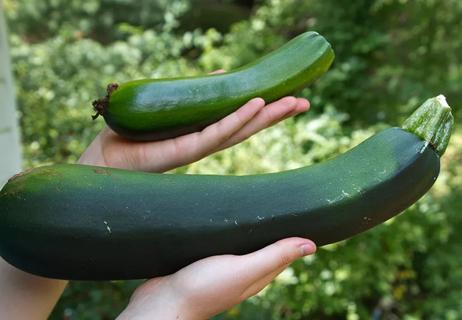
[252,97,265,105]
[299,241,316,256]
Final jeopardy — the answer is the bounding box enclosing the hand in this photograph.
[117,238,316,320]
[79,95,309,171]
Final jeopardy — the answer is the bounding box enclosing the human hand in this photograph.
[79,71,309,171]
[117,238,316,320]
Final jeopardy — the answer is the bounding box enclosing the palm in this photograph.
[79,96,309,172]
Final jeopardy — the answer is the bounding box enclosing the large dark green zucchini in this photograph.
[92,31,334,141]
[0,96,453,280]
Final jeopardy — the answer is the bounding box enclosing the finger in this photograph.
[217,96,299,150]
[264,97,309,128]
[218,97,310,150]
[281,97,309,119]
[238,263,290,300]
[142,98,265,171]
[237,237,316,284]
[209,69,226,75]
[276,98,310,123]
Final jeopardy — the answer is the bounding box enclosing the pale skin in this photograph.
[0,71,316,319]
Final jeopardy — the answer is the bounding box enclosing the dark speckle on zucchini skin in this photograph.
[95,31,335,141]
[0,128,440,280]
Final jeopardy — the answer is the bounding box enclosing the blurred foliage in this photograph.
[3,0,462,318]
[5,0,189,42]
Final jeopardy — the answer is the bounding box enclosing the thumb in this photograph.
[238,237,316,282]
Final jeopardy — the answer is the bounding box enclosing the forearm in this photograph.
[0,258,67,320]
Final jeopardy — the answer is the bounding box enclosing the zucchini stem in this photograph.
[402,95,454,156]
[92,83,119,120]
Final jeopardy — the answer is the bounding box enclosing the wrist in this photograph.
[77,148,105,166]
[77,133,108,167]
[117,278,197,320]
[117,304,188,320]
[77,150,107,167]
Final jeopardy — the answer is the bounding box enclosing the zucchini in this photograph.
[0,96,453,280]
[92,31,335,141]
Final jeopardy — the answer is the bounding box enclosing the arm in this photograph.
[0,258,67,320]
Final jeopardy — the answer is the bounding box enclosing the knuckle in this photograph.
[274,239,299,266]
[283,96,297,105]
[279,252,295,266]
[231,111,245,126]
[261,109,274,124]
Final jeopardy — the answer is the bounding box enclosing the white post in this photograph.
[0,5,22,186]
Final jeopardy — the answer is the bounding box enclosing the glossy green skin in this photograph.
[103,31,334,141]
[0,128,439,280]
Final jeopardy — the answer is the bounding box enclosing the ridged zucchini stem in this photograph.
[402,95,454,156]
